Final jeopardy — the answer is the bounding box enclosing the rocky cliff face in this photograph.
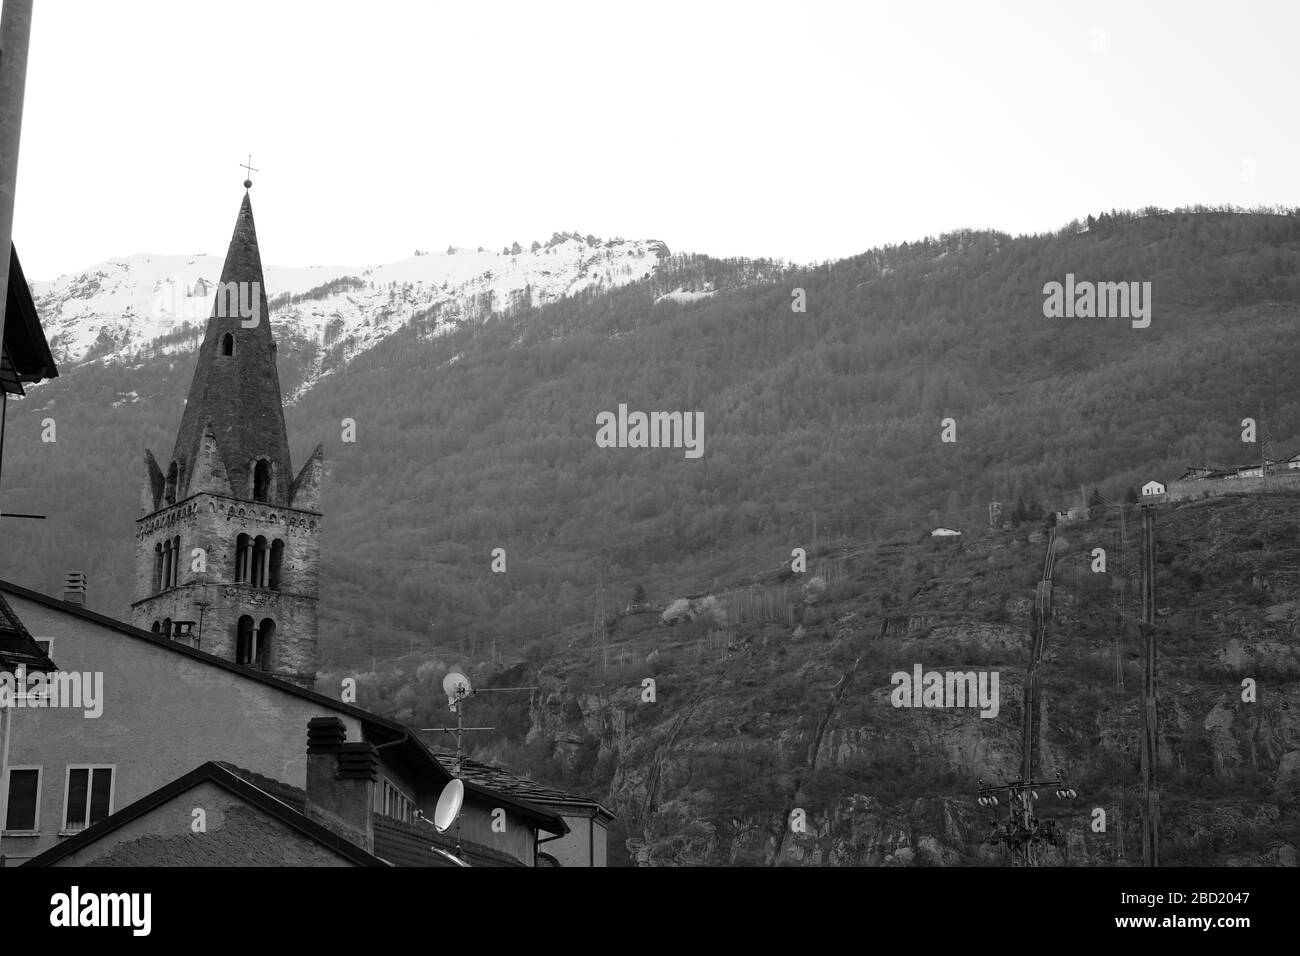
[510,496,1300,866]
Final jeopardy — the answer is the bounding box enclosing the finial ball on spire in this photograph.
[240,155,259,190]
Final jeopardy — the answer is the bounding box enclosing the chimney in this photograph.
[62,571,87,606]
[304,716,377,853]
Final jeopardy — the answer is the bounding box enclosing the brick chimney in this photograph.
[62,571,87,606]
[303,716,378,853]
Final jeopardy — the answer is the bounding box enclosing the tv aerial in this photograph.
[443,670,473,711]
[418,667,536,865]
[413,670,476,864]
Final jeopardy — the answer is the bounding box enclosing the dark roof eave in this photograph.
[4,246,58,383]
[0,577,409,736]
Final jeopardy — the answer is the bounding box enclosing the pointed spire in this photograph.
[289,443,325,511]
[170,190,292,504]
[142,449,165,512]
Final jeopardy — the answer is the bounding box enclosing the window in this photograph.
[252,535,269,587]
[221,332,234,356]
[162,618,172,638]
[151,620,161,633]
[256,618,274,670]
[253,459,271,503]
[171,534,181,587]
[235,533,251,583]
[375,779,415,824]
[3,767,42,833]
[269,539,284,589]
[154,542,164,593]
[62,766,114,833]
[20,640,53,701]
[235,615,255,666]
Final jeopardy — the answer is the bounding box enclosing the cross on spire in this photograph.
[240,154,259,189]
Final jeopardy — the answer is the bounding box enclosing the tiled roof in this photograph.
[430,750,615,821]
[23,762,391,867]
[374,816,522,868]
[217,762,521,867]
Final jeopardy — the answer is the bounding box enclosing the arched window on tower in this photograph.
[151,620,161,634]
[256,618,275,671]
[154,542,164,593]
[164,460,179,506]
[236,615,255,666]
[162,617,172,639]
[253,459,271,503]
[269,539,284,589]
[252,535,269,588]
[171,534,181,587]
[234,533,251,584]
[162,539,172,591]
[221,332,234,356]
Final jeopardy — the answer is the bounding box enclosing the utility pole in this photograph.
[0,0,33,870]
[0,0,33,348]
[977,526,1076,866]
[1139,504,1159,866]
[988,501,1002,530]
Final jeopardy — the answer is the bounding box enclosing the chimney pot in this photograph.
[306,715,346,754]
[304,718,376,854]
[62,571,87,606]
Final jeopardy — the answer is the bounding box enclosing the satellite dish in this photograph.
[442,671,472,698]
[433,778,464,832]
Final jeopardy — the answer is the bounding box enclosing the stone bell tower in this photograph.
[131,180,323,687]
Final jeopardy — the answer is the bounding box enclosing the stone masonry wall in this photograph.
[131,492,320,685]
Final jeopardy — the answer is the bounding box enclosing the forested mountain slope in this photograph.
[3,208,1300,674]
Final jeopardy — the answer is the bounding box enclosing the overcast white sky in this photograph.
[11,0,1300,279]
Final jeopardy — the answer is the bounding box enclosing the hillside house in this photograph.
[1141,480,1166,497]
[23,756,397,868]
[930,527,962,537]
[0,577,573,867]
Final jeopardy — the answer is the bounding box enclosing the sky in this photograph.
[11,0,1300,279]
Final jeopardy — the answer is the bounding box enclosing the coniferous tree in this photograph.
[1125,486,1140,504]
[1088,488,1105,508]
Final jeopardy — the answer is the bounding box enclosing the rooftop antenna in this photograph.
[417,672,538,863]
[441,671,472,855]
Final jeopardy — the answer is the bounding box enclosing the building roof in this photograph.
[169,189,293,503]
[2,245,58,395]
[0,589,57,671]
[374,815,521,867]
[214,762,521,866]
[0,577,569,836]
[430,751,616,822]
[21,761,393,867]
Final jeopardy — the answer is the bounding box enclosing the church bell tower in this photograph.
[131,179,323,687]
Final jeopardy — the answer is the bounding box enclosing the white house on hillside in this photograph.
[1141,480,1166,497]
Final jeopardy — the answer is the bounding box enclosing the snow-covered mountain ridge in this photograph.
[30,231,671,396]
